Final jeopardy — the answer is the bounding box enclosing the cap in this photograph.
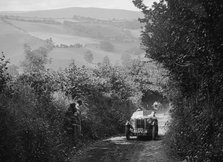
[152,102,159,110]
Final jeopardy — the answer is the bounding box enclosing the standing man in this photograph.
[64,102,78,144]
[64,99,83,144]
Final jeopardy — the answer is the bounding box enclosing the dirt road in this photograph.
[72,113,179,162]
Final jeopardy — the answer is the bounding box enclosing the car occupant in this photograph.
[151,101,159,117]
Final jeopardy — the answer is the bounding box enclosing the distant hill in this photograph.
[0,7,142,20]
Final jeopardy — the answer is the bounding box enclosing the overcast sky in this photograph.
[0,0,157,11]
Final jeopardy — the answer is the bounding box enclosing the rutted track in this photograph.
[72,113,179,162]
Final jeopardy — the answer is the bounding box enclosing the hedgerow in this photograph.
[133,0,223,161]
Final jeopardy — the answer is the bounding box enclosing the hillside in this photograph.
[0,7,142,20]
[0,19,46,65]
[0,12,143,69]
[47,47,124,70]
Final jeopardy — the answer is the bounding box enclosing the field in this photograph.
[8,20,68,34]
[47,48,88,70]
[0,7,142,20]
[0,20,46,65]
[30,32,99,45]
[0,15,142,69]
[47,46,124,70]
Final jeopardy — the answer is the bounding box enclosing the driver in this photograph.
[151,101,159,117]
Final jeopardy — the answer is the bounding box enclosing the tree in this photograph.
[58,61,138,139]
[124,57,166,106]
[133,0,223,161]
[7,64,19,77]
[22,45,51,73]
[84,50,94,63]
[0,53,9,93]
[45,37,54,50]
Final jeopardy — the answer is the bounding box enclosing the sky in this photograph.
[0,0,157,11]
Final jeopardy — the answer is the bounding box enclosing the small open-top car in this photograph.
[125,109,158,140]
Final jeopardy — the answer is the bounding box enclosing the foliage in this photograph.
[0,53,70,161]
[6,64,19,77]
[133,0,223,161]
[124,57,167,106]
[0,37,164,161]
[22,44,52,73]
[41,62,139,146]
[0,69,69,161]
[0,54,9,92]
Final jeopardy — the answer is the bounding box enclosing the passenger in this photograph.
[75,100,82,115]
[151,101,159,117]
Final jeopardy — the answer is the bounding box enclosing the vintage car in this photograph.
[125,109,158,140]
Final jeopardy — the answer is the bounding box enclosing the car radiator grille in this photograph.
[136,119,145,128]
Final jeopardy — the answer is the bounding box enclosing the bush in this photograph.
[1,46,160,161]
[0,65,71,162]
